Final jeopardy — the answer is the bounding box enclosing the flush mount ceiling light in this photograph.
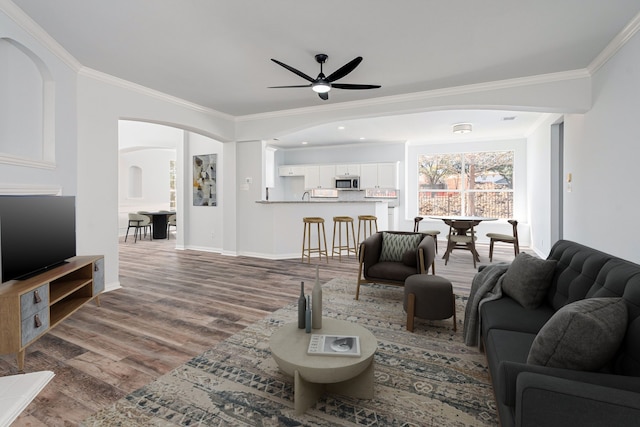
[452,123,472,134]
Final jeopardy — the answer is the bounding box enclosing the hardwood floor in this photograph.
[1,235,524,426]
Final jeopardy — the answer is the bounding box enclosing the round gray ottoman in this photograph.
[403,274,456,332]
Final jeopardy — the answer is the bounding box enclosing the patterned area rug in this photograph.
[82,278,497,426]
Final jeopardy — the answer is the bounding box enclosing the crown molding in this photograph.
[0,183,61,195]
[588,11,640,74]
[0,0,81,71]
[0,154,56,170]
[78,67,235,121]
[236,69,591,123]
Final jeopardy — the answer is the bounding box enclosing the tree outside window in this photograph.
[418,151,514,218]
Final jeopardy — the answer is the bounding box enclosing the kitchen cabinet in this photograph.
[304,165,335,189]
[335,164,360,176]
[360,162,398,189]
[278,165,305,176]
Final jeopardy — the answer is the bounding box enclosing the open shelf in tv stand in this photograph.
[0,255,104,371]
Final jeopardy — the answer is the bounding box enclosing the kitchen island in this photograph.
[252,200,389,259]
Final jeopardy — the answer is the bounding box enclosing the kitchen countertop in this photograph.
[256,200,386,204]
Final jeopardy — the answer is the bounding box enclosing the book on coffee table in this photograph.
[307,334,361,357]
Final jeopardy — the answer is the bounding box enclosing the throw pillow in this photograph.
[379,232,423,262]
[527,297,628,371]
[501,253,557,309]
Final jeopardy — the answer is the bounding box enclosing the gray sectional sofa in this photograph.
[473,240,640,427]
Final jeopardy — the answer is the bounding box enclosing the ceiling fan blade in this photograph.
[268,84,312,88]
[318,92,329,100]
[332,83,381,90]
[327,57,362,82]
[271,59,315,83]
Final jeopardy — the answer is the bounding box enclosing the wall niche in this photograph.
[0,37,54,168]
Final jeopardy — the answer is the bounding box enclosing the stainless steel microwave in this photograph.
[334,176,360,190]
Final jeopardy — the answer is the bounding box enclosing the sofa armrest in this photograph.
[515,372,640,427]
[359,233,382,271]
[498,360,640,407]
[417,235,435,274]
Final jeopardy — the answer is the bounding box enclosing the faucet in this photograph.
[302,191,310,201]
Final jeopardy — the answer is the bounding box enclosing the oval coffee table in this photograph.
[270,317,377,415]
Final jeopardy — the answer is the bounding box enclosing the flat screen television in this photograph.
[0,195,76,283]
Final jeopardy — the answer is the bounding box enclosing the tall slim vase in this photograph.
[298,282,306,329]
[312,266,322,329]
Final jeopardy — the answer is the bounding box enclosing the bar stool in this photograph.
[413,216,440,253]
[332,216,357,261]
[302,217,329,263]
[357,215,378,243]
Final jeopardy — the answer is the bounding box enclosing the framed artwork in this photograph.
[193,154,217,206]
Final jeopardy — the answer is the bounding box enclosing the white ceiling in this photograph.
[10,0,640,148]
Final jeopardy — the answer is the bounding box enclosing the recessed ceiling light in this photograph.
[338,126,345,130]
[359,137,365,140]
[452,123,472,134]
[301,141,308,145]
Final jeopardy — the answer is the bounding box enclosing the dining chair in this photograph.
[167,214,177,239]
[137,211,154,239]
[444,220,478,268]
[413,217,440,253]
[125,213,152,242]
[487,219,520,261]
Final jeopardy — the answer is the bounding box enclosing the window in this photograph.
[418,151,514,218]
[169,160,176,209]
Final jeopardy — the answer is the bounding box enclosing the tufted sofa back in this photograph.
[546,240,640,376]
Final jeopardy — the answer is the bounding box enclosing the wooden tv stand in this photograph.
[0,256,104,370]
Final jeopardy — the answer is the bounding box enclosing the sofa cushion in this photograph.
[379,232,422,262]
[527,297,628,371]
[502,253,557,309]
[481,297,555,337]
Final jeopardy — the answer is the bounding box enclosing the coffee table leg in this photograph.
[294,370,325,415]
[326,361,375,399]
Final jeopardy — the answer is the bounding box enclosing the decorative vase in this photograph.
[312,265,322,329]
[305,295,312,333]
[298,281,306,329]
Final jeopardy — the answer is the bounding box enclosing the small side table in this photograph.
[270,318,377,414]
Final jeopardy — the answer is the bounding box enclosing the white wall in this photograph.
[183,132,224,251]
[526,114,563,256]
[76,72,235,289]
[0,7,77,194]
[562,29,640,263]
[118,148,176,233]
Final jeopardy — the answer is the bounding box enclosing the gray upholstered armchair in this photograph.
[356,231,435,299]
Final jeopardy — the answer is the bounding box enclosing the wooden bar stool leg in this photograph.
[321,221,328,263]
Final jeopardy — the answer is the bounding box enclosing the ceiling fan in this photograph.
[269,53,381,100]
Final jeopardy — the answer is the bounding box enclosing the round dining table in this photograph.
[429,216,497,264]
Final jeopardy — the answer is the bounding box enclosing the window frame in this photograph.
[406,138,527,222]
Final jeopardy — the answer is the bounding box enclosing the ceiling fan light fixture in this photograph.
[452,123,472,134]
[312,82,331,93]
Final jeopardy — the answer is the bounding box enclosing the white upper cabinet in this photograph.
[359,163,379,189]
[305,165,335,189]
[319,165,336,188]
[278,165,305,176]
[377,163,398,188]
[359,162,398,189]
[335,164,360,176]
[304,165,320,188]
